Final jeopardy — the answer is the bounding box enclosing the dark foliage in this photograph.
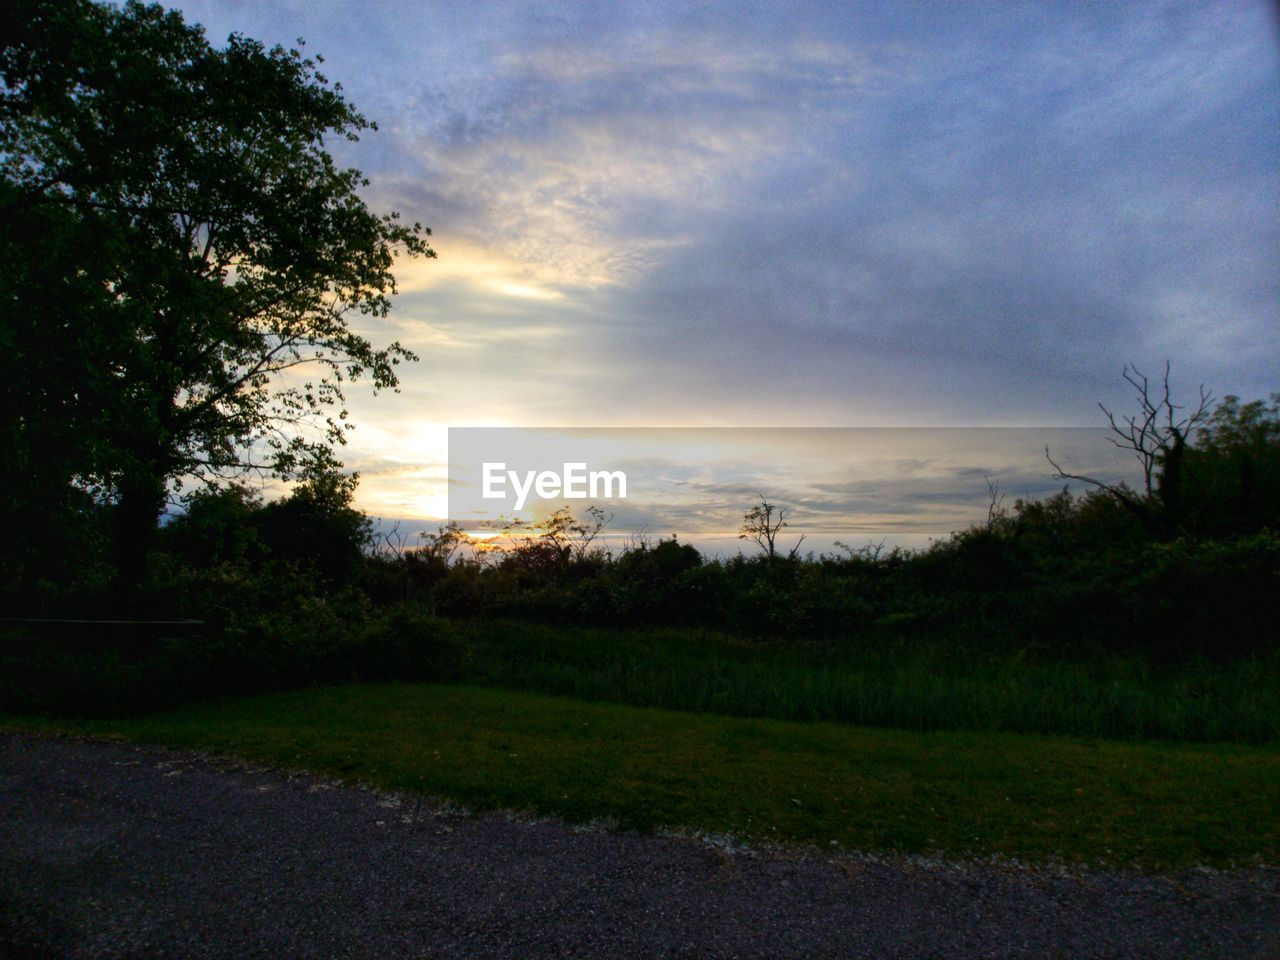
[2,0,430,597]
[2,387,1276,715]
[399,390,1279,659]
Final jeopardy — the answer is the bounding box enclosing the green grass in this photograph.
[11,682,1278,870]
[449,620,1280,742]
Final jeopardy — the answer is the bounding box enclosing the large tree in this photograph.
[1,0,432,590]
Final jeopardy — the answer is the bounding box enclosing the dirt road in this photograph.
[1,732,1276,959]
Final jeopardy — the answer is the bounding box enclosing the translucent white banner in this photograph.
[447,427,1136,552]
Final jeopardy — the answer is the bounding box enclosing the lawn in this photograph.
[10,681,1277,870]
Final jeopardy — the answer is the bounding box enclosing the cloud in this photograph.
[166,0,1278,520]
[380,41,898,290]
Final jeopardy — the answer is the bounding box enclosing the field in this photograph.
[12,679,1278,871]
[449,620,1280,743]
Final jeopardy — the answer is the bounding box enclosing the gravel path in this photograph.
[0,732,1276,959]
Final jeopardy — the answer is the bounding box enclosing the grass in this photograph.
[7,616,1277,743]
[10,681,1278,870]
[448,620,1280,743]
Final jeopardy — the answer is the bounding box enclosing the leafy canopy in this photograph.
[1,0,433,500]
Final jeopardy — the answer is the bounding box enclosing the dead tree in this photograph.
[376,520,411,560]
[1046,362,1212,535]
[570,505,612,561]
[985,475,1009,528]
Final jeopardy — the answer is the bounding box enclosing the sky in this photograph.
[165,0,1279,542]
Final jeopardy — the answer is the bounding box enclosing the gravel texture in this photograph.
[0,731,1277,959]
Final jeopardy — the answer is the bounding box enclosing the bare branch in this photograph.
[1046,362,1214,535]
[740,494,798,561]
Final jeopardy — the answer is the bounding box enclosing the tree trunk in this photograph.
[111,468,167,603]
[1157,435,1186,538]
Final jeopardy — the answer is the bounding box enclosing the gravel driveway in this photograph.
[0,731,1276,959]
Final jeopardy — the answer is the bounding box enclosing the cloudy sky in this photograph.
[168,0,1278,536]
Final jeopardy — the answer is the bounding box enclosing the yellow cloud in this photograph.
[392,238,565,300]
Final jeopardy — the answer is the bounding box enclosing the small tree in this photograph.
[739,495,804,561]
[255,471,374,585]
[418,521,467,565]
[568,504,613,562]
[497,504,613,568]
[161,483,264,567]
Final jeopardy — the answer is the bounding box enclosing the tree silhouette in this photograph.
[1046,362,1211,537]
[1181,394,1280,536]
[739,495,804,561]
[1,0,432,591]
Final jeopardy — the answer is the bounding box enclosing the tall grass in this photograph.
[446,620,1280,743]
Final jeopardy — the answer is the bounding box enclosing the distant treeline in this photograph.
[5,392,1278,660]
